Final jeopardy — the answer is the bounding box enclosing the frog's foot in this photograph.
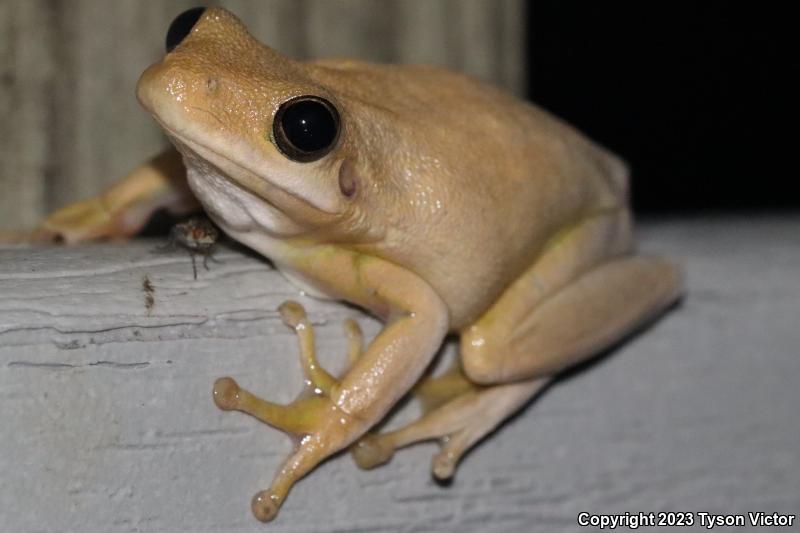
[0,198,118,244]
[1,150,199,244]
[350,363,475,469]
[212,300,365,522]
[37,196,132,243]
[0,203,101,244]
[352,377,550,480]
[0,229,44,243]
[2,190,181,244]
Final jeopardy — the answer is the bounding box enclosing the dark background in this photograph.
[528,1,799,213]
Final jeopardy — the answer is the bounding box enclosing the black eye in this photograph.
[273,96,340,162]
[166,7,206,53]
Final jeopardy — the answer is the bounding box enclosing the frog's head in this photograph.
[137,7,401,243]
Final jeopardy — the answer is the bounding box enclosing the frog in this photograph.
[19,7,684,522]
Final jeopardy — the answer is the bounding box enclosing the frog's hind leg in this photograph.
[460,207,684,384]
[460,254,683,385]
[354,210,683,479]
[352,377,550,480]
[352,254,681,480]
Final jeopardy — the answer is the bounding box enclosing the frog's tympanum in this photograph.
[26,7,684,522]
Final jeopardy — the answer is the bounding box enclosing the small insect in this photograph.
[161,216,221,279]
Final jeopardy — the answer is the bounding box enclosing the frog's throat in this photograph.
[168,132,342,232]
[183,159,306,238]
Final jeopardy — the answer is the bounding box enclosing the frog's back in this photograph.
[310,58,631,325]
[310,57,628,219]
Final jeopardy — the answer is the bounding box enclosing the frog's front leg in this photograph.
[3,148,199,243]
[213,253,449,522]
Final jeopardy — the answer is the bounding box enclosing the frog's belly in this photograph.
[185,163,336,301]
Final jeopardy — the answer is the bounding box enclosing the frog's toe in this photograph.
[432,450,458,481]
[343,318,364,368]
[212,377,242,410]
[279,300,340,396]
[278,300,306,328]
[351,433,395,470]
[431,432,473,481]
[251,490,280,523]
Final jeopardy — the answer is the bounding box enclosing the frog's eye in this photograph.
[272,96,341,163]
[166,7,206,53]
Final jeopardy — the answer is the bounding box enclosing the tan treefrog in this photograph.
[25,7,684,522]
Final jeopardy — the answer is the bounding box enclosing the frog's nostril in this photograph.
[166,7,206,53]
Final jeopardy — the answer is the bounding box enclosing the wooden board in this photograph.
[0,216,798,531]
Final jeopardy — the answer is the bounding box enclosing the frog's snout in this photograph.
[165,7,206,53]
